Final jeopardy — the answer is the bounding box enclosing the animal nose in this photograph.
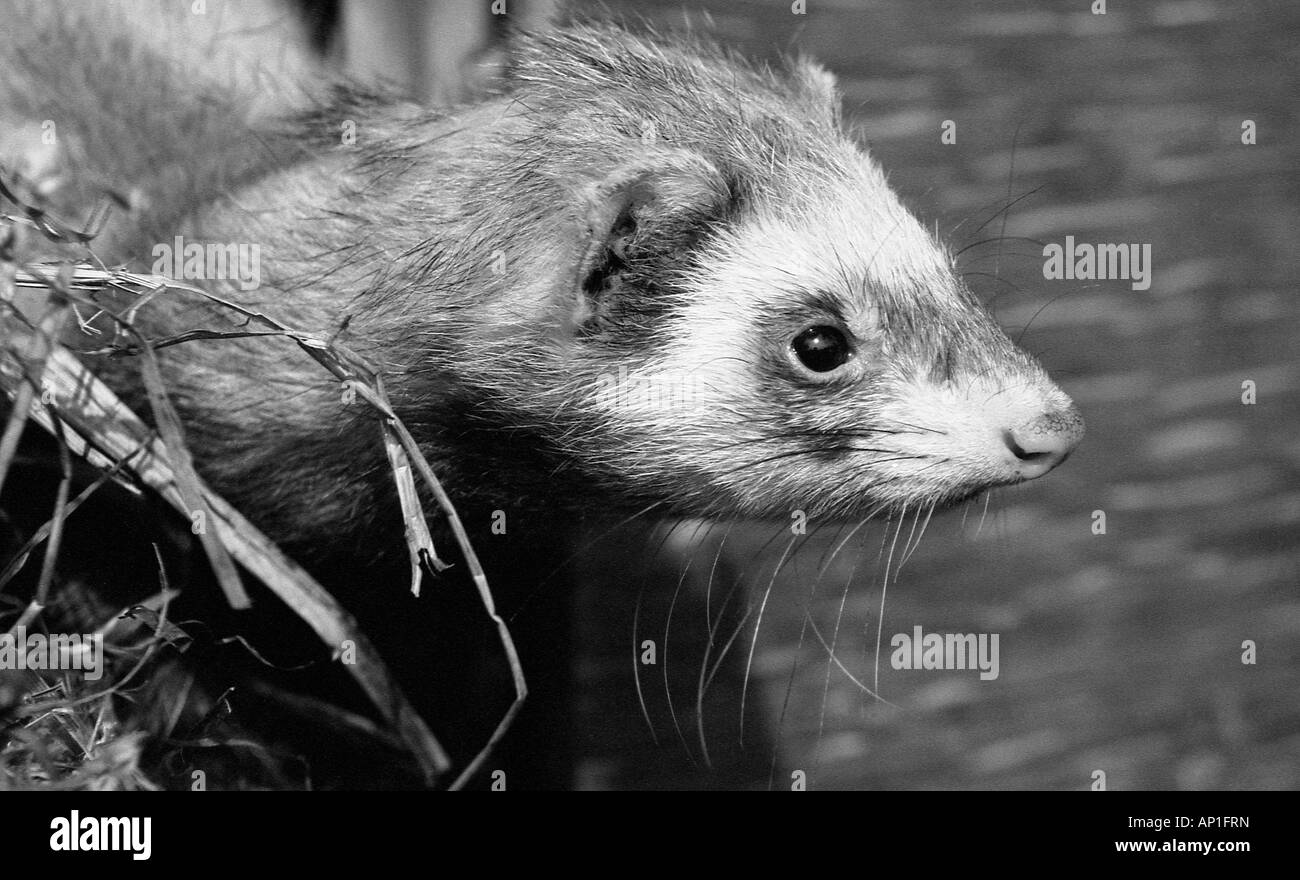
[1001,406,1084,480]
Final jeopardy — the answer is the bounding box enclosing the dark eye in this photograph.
[791,325,851,373]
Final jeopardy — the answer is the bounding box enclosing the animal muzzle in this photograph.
[998,403,1084,482]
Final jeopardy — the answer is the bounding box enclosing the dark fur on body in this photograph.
[11,16,804,548]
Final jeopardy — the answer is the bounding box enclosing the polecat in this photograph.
[0,0,1082,787]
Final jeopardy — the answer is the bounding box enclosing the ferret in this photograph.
[0,1,1082,787]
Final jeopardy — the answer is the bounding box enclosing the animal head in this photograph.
[485,25,1082,519]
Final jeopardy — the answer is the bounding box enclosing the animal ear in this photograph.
[792,57,841,127]
[574,149,732,331]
